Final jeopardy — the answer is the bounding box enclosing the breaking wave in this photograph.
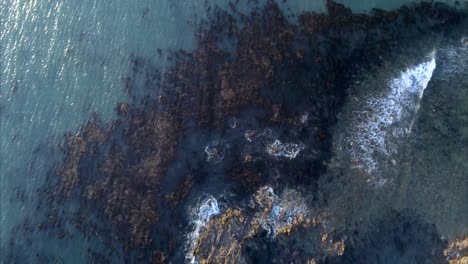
[185,186,310,262]
[186,196,220,263]
[345,52,437,183]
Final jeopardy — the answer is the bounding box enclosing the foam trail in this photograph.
[186,196,220,264]
[266,140,304,159]
[347,52,436,180]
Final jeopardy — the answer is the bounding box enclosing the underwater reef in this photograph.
[3,0,468,263]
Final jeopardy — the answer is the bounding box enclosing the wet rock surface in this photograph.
[445,236,468,264]
[3,1,467,263]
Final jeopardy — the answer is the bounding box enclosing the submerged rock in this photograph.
[187,186,346,263]
[445,236,468,264]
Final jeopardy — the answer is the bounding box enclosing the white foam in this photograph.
[204,142,229,163]
[186,196,220,263]
[185,186,310,262]
[461,36,468,47]
[346,53,436,180]
[252,186,308,238]
[300,112,310,124]
[244,128,272,142]
[266,140,304,159]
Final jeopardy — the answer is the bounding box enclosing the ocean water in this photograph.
[1,0,222,250]
[0,2,198,262]
[1,0,467,263]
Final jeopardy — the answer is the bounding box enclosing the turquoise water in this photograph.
[1,0,467,263]
[1,1,200,261]
[1,0,214,247]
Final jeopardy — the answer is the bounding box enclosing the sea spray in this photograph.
[186,186,310,262]
[346,52,436,182]
[186,196,220,263]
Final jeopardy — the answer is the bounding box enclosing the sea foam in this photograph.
[186,196,220,263]
[346,52,436,182]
